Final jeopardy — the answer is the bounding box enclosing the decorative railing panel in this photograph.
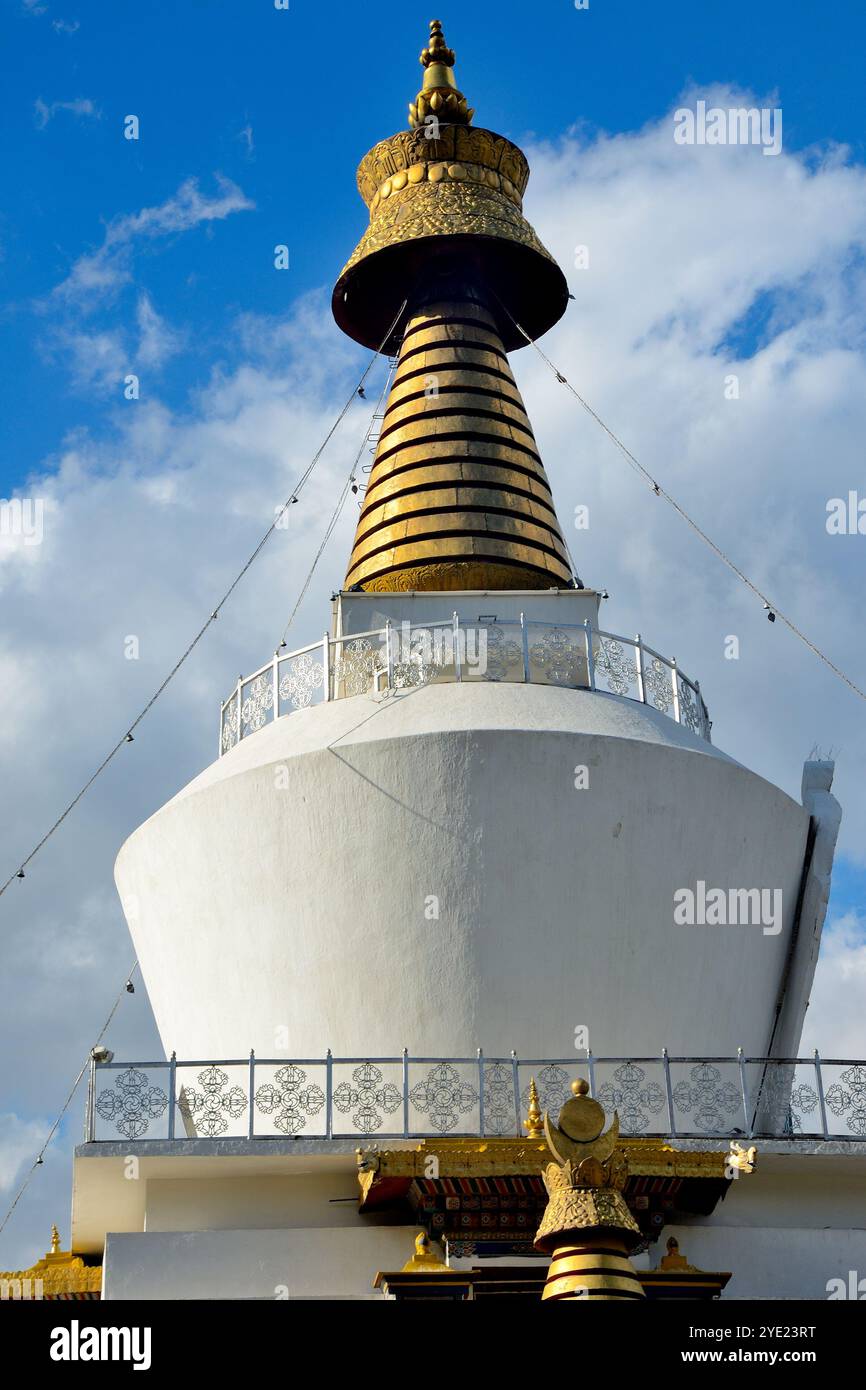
[219,618,711,755]
[815,1061,866,1138]
[91,1063,172,1142]
[175,1062,250,1139]
[407,1058,481,1136]
[593,1059,670,1137]
[253,1061,328,1138]
[330,1059,403,1137]
[86,1054,865,1143]
[668,1059,745,1136]
[593,633,642,703]
[742,1059,822,1138]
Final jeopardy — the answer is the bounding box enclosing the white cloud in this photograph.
[34,97,98,130]
[51,176,254,308]
[801,915,866,1056]
[134,293,183,369]
[0,1114,47,1194]
[42,326,126,391]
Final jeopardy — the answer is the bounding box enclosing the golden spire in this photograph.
[343,287,573,591]
[409,19,474,130]
[50,1222,61,1254]
[333,18,573,593]
[523,1077,545,1139]
[401,1230,455,1273]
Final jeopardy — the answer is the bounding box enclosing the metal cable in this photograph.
[0,300,409,899]
[276,358,397,650]
[0,961,139,1246]
[497,299,866,705]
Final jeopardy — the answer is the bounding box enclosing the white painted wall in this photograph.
[102,1221,866,1301]
[115,681,811,1061]
[635,1225,866,1301]
[103,1227,417,1300]
[144,1173,378,1232]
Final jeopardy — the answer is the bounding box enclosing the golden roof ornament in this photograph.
[534,1080,646,1301]
[726,1140,758,1174]
[409,20,474,130]
[0,1225,103,1299]
[333,18,574,593]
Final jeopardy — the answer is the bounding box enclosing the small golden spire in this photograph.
[401,1230,454,1272]
[421,18,455,69]
[50,1223,61,1255]
[409,19,474,130]
[659,1236,689,1271]
[523,1077,545,1139]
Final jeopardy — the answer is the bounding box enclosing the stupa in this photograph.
[112,21,836,1067]
[55,21,865,1303]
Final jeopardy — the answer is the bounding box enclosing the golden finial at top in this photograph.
[50,1223,61,1255]
[409,18,474,130]
[421,19,455,69]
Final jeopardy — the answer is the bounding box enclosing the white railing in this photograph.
[219,618,711,754]
[85,1052,864,1143]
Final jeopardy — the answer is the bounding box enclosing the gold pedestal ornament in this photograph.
[534,1080,646,1302]
[333,20,575,593]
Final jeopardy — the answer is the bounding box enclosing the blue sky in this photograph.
[2,0,866,1266]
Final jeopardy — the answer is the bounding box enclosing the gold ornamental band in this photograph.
[372,422,545,472]
[346,535,574,589]
[361,458,559,505]
[387,369,526,412]
[375,415,537,460]
[381,391,533,436]
[400,308,502,341]
[365,434,554,478]
[394,345,511,379]
[355,126,531,208]
[359,559,565,593]
[368,160,525,215]
[350,512,568,566]
[542,1248,646,1301]
[356,486,563,537]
